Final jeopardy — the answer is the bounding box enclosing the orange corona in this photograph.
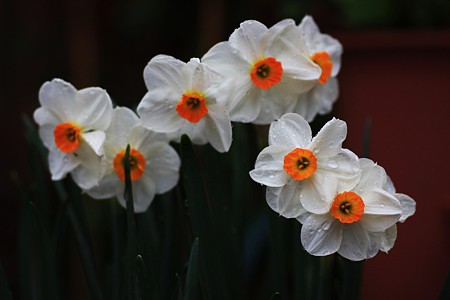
[311,52,333,85]
[113,148,146,181]
[250,57,283,90]
[283,148,317,180]
[54,122,81,153]
[331,191,365,224]
[176,91,208,123]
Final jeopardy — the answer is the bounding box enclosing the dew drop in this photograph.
[269,175,275,179]
[327,160,338,169]
[322,222,330,231]
[313,148,320,154]
[380,204,385,208]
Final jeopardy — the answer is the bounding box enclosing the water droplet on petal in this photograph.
[327,160,338,169]
[322,222,330,231]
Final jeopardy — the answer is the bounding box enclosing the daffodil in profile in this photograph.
[298,158,407,261]
[137,55,232,153]
[85,107,180,213]
[270,16,342,122]
[249,113,360,218]
[202,20,322,124]
[33,78,113,189]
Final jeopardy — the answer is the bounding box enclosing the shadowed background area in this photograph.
[1,0,449,299]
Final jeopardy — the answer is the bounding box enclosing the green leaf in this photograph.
[29,201,59,300]
[135,255,151,299]
[184,237,199,300]
[179,135,229,300]
[124,144,137,300]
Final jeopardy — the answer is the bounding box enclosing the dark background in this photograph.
[1,0,450,299]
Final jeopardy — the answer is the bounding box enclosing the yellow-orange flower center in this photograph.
[283,148,317,180]
[54,122,81,153]
[311,52,333,85]
[331,191,365,224]
[250,57,283,90]
[176,91,208,123]
[113,148,146,181]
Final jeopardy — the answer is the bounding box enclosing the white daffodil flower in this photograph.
[137,55,232,153]
[85,107,180,213]
[33,78,113,189]
[273,16,343,122]
[298,158,405,261]
[295,16,343,122]
[249,113,360,218]
[202,20,322,124]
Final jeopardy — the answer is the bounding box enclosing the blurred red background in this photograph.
[1,0,449,299]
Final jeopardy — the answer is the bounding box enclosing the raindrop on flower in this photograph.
[327,160,338,168]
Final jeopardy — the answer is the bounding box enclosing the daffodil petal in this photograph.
[337,222,370,261]
[294,78,339,123]
[48,150,79,181]
[143,54,185,92]
[82,131,106,156]
[138,91,184,132]
[38,79,78,121]
[300,171,338,214]
[204,104,232,153]
[202,42,250,76]
[34,107,60,126]
[266,181,306,218]
[249,145,291,187]
[117,173,156,213]
[269,113,312,148]
[71,141,102,189]
[76,87,113,130]
[86,173,121,199]
[317,149,360,192]
[395,193,416,222]
[300,213,342,256]
[146,143,180,194]
[307,118,347,158]
[228,20,267,61]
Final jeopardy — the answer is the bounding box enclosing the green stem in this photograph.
[124,144,137,300]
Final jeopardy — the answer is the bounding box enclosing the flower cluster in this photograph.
[33,15,415,260]
[250,113,416,260]
[34,79,180,213]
